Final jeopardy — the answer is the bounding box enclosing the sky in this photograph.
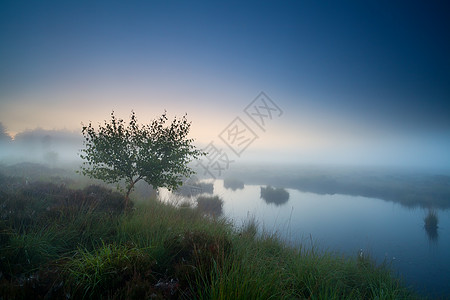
[1,1,449,170]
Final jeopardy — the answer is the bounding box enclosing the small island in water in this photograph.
[223,177,245,191]
[260,185,290,206]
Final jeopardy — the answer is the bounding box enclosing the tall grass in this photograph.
[67,242,155,298]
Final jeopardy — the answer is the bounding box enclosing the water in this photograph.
[162,179,450,298]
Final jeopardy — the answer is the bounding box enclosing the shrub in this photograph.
[223,178,244,191]
[196,195,223,216]
[0,183,126,233]
[66,242,154,298]
[424,210,438,229]
[424,210,438,241]
[260,185,289,206]
[164,230,232,285]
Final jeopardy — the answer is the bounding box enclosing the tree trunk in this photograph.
[124,191,130,211]
[124,177,140,211]
[125,184,134,210]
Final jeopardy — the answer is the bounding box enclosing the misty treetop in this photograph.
[80,111,204,208]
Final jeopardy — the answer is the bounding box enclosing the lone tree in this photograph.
[80,111,204,209]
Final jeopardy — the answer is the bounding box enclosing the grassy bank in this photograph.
[0,171,419,299]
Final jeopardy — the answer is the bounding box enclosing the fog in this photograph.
[1,119,450,177]
[2,119,449,213]
[0,124,83,167]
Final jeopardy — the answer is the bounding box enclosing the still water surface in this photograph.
[163,179,450,298]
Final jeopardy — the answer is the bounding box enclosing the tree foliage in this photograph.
[80,111,204,208]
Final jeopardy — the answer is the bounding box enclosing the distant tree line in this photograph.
[0,122,83,165]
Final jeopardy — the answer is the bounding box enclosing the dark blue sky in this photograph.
[1,1,449,168]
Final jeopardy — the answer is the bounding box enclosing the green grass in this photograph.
[0,167,421,299]
[67,242,155,298]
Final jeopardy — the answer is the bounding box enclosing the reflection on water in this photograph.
[175,175,214,197]
[217,164,450,210]
[159,178,450,298]
[223,177,244,191]
[424,209,439,242]
[260,185,290,206]
[212,180,450,298]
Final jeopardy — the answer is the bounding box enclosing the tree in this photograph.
[80,111,204,209]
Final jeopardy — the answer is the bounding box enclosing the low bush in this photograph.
[223,178,244,191]
[260,185,289,206]
[66,242,155,298]
[196,195,223,217]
